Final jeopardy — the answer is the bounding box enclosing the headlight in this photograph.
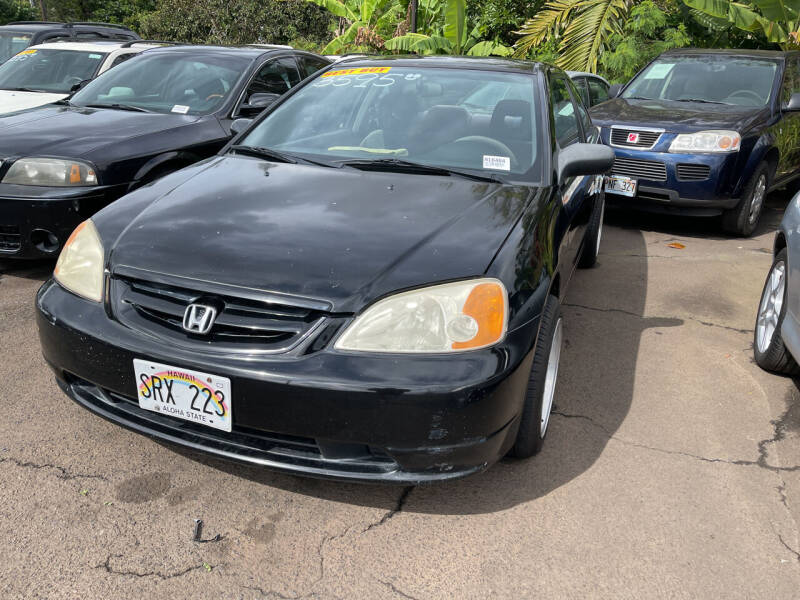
[669,130,741,153]
[54,219,104,302]
[335,278,508,353]
[3,158,98,186]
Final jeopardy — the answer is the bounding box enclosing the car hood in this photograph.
[589,98,767,133]
[0,90,66,114]
[107,156,533,312]
[0,105,201,157]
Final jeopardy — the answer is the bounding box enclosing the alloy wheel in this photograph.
[756,261,785,353]
[540,317,563,436]
[748,174,767,225]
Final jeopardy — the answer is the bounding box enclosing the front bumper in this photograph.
[0,184,126,259]
[36,280,537,484]
[601,132,743,216]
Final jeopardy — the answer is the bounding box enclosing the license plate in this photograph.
[133,359,232,432]
[604,175,637,197]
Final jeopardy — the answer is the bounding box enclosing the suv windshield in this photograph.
[622,55,780,107]
[0,32,32,64]
[239,65,542,180]
[72,52,250,115]
[0,48,106,94]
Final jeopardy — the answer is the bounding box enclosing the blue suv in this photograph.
[590,49,800,235]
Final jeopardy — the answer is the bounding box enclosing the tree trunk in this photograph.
[39,0,47,20]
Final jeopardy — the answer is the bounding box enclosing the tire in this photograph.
[509,295,563,458]
[754,249,799,375]
[722,162,769,237]
[577,194,605,268]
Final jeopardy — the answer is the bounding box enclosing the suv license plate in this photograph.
[604,175,637,197]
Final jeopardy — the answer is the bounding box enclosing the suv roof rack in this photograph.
[120,40,186,48]
[65,22,134,32]
[7,21,64,25]
[247,43,293,50]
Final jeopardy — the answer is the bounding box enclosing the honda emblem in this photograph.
[182,304,218,335]
[627,132,640,144]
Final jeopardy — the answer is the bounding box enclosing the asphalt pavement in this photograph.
[1,195,799,599]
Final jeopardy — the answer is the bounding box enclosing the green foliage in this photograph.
[683,0,799,48]
[0,0,37,25]
[598,0,690,82]
[513,0,633,72]
[385,0,513,54]
[305,0,404,53]
[468,0,539,46]
[139,0,332,46]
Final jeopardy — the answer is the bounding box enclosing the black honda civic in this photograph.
[36,57,614,483]
[0,44,330,258]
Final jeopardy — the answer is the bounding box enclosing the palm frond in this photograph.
[557,0,629,71]
[513,0,582,57]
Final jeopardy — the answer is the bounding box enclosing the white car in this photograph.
[0,40,161,115]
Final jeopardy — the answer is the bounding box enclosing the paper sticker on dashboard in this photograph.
[171,105,190,114]
[483,155,510,171]
[321,66,391,78]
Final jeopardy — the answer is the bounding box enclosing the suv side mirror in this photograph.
[70,79,92,94]
[783,92,800,112]
[230,118,253,135]
[558,143,615,184]
[608,83,624,98]
[238,92,281,117]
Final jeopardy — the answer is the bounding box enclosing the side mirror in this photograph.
[230,118,253,135]
[608,83,624,98]
[238,92,281,117]
[70,79,92,94]
[783,92,800,112]
[557,143,615,184]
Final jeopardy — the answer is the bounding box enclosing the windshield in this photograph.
[0,32,32,64]
[71,52,250,115]
[239,66,543,180]
[0,48,106,94]
[622,55,780,107]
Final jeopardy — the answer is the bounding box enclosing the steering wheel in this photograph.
[724,90,763,105]
[451,136,519,169]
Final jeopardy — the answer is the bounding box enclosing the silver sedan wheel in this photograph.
[756,260,785,353]
[748,174,767,225]
[540,317,563,436]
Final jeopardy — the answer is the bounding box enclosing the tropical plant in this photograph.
[385,0,513,55]
[513,0,632,72]
[306,0,405,53]
[682,0,799,47]
[599,0,690,82]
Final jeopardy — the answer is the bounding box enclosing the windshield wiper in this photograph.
[83,103,152,113]
[338,158,504,183]
[2,86,49,93]
[624,96,653,100]
[673,98,729,105]
[230,145,337,168]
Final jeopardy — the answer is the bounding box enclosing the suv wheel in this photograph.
[722,162,769,237]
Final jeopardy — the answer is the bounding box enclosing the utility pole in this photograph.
[410,0,417,33]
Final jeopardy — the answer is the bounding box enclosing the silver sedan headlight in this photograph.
[335,278,508,353]
[3,158,98,186]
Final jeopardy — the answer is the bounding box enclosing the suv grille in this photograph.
[0,225,20,252]
[676,164,711,181]
[611,157,667,182]
[112,275,327,354]
[610,127,662,149]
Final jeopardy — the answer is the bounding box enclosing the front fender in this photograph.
[733,132,775,198]
[129,151,199,190]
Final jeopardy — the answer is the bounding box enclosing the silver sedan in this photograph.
[754,191,800,375]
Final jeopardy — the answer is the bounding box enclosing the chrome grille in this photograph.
[610,127,662,149]
[611,157,667,182]
[676,164,711,181]
[0,225,20,252]
[112,276,327,354]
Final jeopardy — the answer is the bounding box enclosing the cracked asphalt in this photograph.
[2,193,800,599]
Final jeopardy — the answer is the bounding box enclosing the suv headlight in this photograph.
[54,220,104,302]
[335,278,508,353]
[669,130,741,153]
[3,158,98,186]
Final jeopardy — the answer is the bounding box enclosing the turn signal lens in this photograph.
[335,278,508,353]
[54,219,104,302]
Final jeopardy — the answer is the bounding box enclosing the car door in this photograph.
[776,55,800,184]
[587,77,610,106]
[232,55,302,122]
